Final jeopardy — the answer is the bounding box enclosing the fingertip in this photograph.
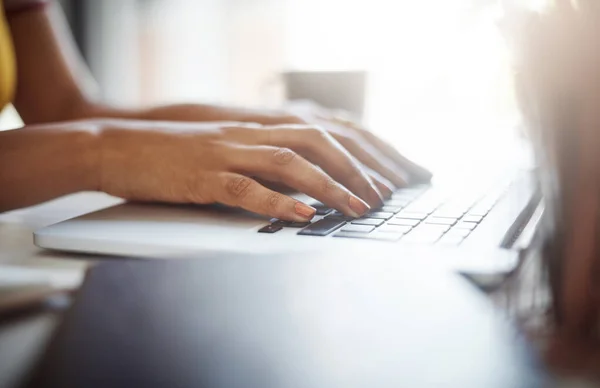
[373,181,393,200]
[366,187,385,208]
[399,161,433,183]
[348,195,370,218]
[391,175,409,188]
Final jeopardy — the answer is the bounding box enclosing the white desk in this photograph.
[0,192,122,288]
[0,193,121,388]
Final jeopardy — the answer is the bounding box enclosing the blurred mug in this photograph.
[282,70,367,119]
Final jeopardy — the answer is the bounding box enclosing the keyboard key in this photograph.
[402,205,437,214]
[271,220,312,228]
[328,211,356,220]
[369,232,404,241]
[424,217,457,226]
[402,229,445,244]
[462,215,483,224]
[366,211,394,220]
[468,207,490,217]
[351,218,385,227]
[381,206,403,213]
[402,232,443,244]
[298,218,346,236]
[388,218,420,227]
[333,231,369,239]
[395,211,428,220]
[391,193,416,201]
[415,224,451,233]
[334,231,403,241]
[341,224,375,233]
[438,201,471,211]
[311,202,334,216]
[454,221,477,230]
[391,192,418,200]
[258,225,283,234]
[393,186,427,198]
[378,225,412,234]
[432,210,465,219]
[385,199,412,207]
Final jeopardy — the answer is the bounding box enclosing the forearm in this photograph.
[8,3,300,127]
[0,122,100,212]
[9,3,100,125]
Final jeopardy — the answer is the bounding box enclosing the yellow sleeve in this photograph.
[0,8,16,111]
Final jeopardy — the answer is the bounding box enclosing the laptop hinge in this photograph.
[501,191,544,250]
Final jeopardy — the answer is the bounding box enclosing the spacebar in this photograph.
[298,218,346,236]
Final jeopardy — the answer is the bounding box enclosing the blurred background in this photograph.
[9,0,535,176]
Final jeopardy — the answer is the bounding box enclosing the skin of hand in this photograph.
[144,102,434,194]
[279,101,434,187]
[0,120,376,219]
[0,121,100,212]
[99,120,377,222]
[99,103,429,198]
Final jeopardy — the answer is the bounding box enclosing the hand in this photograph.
[98,120,381,222]
[281,101,433,188]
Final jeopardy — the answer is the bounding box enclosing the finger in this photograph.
[208,172,316,222]
[264,126,384,208]
[253,178,295,194]
[225,146,370,218]
[360,129,433,183]
[330,118,433,183]
[370,176,393,200]
[363,167,395,199]
[355,163,395,200]
[221,124,384,207]
[331,133,409,188]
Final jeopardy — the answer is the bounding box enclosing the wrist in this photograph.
[96,122,183,196]
[71,121,104,192]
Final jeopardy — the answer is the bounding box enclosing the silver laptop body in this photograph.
[34,169,541,288]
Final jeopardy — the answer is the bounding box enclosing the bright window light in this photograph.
[284,0,526,177]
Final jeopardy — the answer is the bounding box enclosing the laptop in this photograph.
[24,254,547,388]
[33,166,542,288]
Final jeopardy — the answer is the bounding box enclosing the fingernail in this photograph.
[348,196,370,217]
[294,202,316,220]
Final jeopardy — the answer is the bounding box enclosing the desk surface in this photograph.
[0,193,122,287]
[0,193,596,388]
[0,193,120,388]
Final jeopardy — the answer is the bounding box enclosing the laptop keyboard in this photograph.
[258,181,510,246]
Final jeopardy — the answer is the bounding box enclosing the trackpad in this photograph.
[77,202,271,230]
